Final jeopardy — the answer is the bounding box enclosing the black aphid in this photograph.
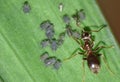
[53,59,62,70]
[41,39,50,48]
[63,14,71,24]
[50,39,58,51]
[44,57,56,66]
[40,52,49,62]
[23,1,31,13]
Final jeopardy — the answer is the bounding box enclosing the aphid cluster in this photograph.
[22,1,112,76]
[40,52,61,70]
[62,14,81,39]
[72,9,86,26]
[39,9,86,71]
[40,20,65,70]
[40,20,65,51]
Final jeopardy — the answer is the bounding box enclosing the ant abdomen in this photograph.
[87,55,100,74]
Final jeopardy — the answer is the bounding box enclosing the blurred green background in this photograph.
[0,0,120,82]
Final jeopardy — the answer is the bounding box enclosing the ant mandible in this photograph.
[64,24,114,75]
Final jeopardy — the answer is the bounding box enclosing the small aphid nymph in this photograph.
[72,9,86,26]
[45,29,54,39]
[63,14,71,24]
[65,25,73,37]
[23,1,31,13]
[59,3,64,12]
[44,57,57,66]
[40,21,55,40]
[53,59,62,70]
[40,21,51,30]
[50,39,58,51]
[72,30,81,39]
[40,52,49,62]
[41,39,50,48]
[57,32,65,46]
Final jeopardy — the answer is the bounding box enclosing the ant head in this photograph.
[81,31,91,40]
[81,26,92,40]
[87,55,100,74]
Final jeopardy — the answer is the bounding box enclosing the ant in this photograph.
[63,24,114,81]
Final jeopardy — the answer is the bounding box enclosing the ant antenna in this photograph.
[79,21,107,33]
[63,53,78,62]
[90,24,107,32]
[82,59,85,82]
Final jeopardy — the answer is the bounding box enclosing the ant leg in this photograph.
[93,41,113,52]
[72,37,84,49]
[93,41,105,49]
[100,54,115,75]
[82,58,87,82]
[94,45,113,53]
[63,48,84,61]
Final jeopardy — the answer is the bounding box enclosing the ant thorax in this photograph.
[83,40,92,54]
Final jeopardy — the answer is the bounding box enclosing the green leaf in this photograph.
[0,0,120,82]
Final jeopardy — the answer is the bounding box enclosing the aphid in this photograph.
[59,32,66,40]
[44,57,57,66]
[45,29,55,39]
[40,52,62,70]
[65,25,73,37]
[53,59,62,70]
[72,30,81,39]
[57,32,65,46]
[72,9,86,26]
[23,1,31,13]
[59,3,64,12]
[63,14,71,24]
[64,25,113,74]
[57,39,64,46]
[40,52,49,62]
[78,9,86,21]
[41,39,50,48]
[40,21,52,30]
[46,24,54,32]
[50,39,58,51]
[40,21,54,39]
